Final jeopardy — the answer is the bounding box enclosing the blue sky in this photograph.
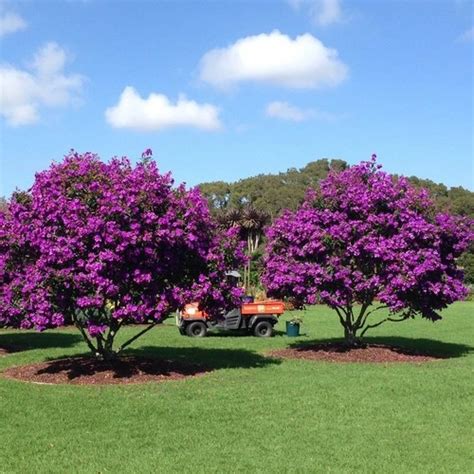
[0,0,473,197]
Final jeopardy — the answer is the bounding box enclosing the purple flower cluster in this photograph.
[0,151,244,356]
[263,157,473,339]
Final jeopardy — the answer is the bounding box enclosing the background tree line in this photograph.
[199,159,474,287]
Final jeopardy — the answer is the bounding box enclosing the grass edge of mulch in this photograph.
[268,342,446,364]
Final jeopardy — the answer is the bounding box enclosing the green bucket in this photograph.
[286,321,300,337]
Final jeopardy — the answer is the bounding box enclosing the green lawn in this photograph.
[0,303,473,473]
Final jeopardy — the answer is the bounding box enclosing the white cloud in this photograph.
[0,10,27,36]
[312,0,342,26]
[289,0,344,27]
[0,42,84,126]
[32,42,67,76]
[266,101,312,122]
[265,100,340,122]
[105,86,222,132]
[199,30,348,89]
[458,26,474,42]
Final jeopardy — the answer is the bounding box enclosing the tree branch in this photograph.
[71,312,97,355]
[334,306,347,329]
[360,304,389,329]
[117,322,158,353]
[346,305,354,326]
[104,317,119,353]
[354,302,369,330]
[96,333,105,353]
[360,314,410,337]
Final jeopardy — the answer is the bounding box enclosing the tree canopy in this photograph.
[262,157,473,344]
[0,152,244,359]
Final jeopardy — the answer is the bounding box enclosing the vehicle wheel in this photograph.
[186,321,208,337]
[253,320,273,337]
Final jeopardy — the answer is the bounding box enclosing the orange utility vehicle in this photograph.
[177,300,285,337]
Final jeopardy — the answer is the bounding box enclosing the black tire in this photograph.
[253,320,273,337]
[186,321,208,337]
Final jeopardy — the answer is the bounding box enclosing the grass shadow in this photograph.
[0,331,82,353]
[286,336,474,359]
[14,346,282,383]
[130,345,281,370]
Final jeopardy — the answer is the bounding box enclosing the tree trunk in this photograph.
[334,305,368,347]
[75,318,158,360]
[99,336,118,361]
[96,347,118,361]
[74,326,117,361]
[344,326,359,346]
[87,337,117,361]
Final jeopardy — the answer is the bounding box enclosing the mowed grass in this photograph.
[0,303,473,473]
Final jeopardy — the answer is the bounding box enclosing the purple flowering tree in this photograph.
[0,151,244,359]
[263,157,473,345]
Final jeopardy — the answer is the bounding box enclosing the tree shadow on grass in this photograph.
[29,355,210,382]
[6,346,282,384]
[0,331,82,353]
[286,336,473,359]
[131,345,281,370]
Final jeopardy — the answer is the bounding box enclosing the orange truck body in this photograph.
[240,301,285,315]
[181,301,285,320]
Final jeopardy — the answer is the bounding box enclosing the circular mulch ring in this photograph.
[269,343,445,363]
[2,356,212,385]
[0,346,18,356]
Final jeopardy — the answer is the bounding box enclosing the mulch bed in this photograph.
[2,356,212,385]
[0,345,19,356]
[269,343,444,363]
